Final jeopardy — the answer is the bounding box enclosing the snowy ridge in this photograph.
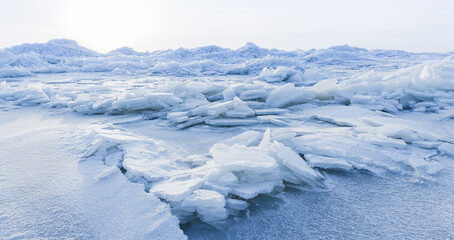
[0,39,449,78]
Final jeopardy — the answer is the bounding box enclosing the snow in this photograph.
[438,142,454,156]
[1,39,454,239]
[0,109,185,240]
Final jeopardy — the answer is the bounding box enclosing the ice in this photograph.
[254,108,290,115]
[257,66,304,83]
[438,143,454,156]
[357,133,407,149]
[411,141,441,149]
[151,178,205,202]
[231,181,281,199]
[110,93,183,113]
[210,143,280,174]
[2,39,454,237]
[0,66,32,78]
[304,154,352,171]
[300,105,377,127]
[265,83,303,108]
[182,189,226,209]
[205,118,259,126]
[409,158,444,176]
[225,199,249,211]
[259,129,324,186]
[239,89,268,101]
[219,130,263,146]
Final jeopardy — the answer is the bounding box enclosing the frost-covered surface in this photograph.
[0,110,185,240]
[1,40,454,238]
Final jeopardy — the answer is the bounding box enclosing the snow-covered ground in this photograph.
[1,39,453,239]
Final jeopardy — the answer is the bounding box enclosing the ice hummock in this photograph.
[1,39,454,234]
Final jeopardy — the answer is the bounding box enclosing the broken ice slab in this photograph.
[270,128,296,141]
[219,130,263,147]
[257,115,289,126]
[205,118,259,126]
[438,142,454,156]
[350,95,376,105]
[188,101,234,116]
[181,189,226,210]
[357,133,407,149]
[176,116,216,129]
[358,124,420,143]
[92,98,115,110]
[167,111,189,120]
[411,141,442,149]
[111,93,182,112]
[254,108,290,115]
[225,199,249,211]
[197,206,228,222]
[245,101,266,109]
[210,143,280,174]
[409,158,444,175]
[239,89,268,101]
[302,105,377,127]
[265,83,304,108]
[304,154,352,171]
[150,178,204,202]
[265,141,325,187]
[231,180,283,199]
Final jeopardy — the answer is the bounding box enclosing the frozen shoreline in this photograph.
[1,39,454,239]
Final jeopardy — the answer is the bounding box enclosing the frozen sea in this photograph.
[1,40,454,239]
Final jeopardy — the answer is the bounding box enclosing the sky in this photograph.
[0,0,453,53]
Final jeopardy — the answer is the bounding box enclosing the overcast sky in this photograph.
[1,0,453,53]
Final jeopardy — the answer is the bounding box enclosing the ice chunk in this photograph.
[222,88,236,101]
[226,199,249,211]
[111,93,182,112]
[438,143,454,156]
[350,95,376,105]
[257,66,303,83]
[265,83,303,108]
[197,207,228,222]
[412,141,441,149]
[257,115,289,126]
[205,118,259,126]
[150,178,204,202]
[220,130,263,147]
[357,133,407,149]
[239,89,268,101]
[210,144,279,174]
[270,128,296,141]
[182,189,226,210]
[304,154,352,171]
[93,166,119,181]
[254,108,290,115]
[259,131,324,186]
[176,116,215,129]
[232,181,282,199]
[167,111,189,120]
[409,158,443,176]
[303,105,377,127]
[373,124,420,142]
